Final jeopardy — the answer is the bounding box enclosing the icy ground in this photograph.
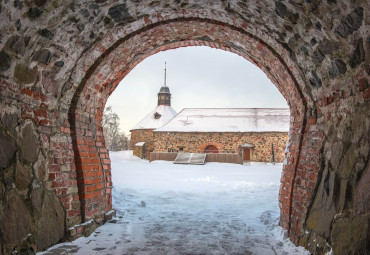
[39,151,310,255]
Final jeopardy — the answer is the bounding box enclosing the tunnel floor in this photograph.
[38,151,309,255]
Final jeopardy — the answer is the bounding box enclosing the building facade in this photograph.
[153,131,288,162]
[153,108,289,162]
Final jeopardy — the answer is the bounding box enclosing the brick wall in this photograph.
[153,132,288,162]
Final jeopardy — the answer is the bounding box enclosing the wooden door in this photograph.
[243,148,250,160]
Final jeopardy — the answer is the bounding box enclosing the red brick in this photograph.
[20,88,33,97]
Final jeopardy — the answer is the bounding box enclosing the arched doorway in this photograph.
[204,145,219,154]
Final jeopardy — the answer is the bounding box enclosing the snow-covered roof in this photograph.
[154,108,290,133]
[130,105,177,131]
[240,142,255,148]
[135,142,146,146]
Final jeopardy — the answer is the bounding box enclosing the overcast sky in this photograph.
[106,46,288,135]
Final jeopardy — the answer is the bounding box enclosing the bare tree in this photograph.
[103,106,130,151]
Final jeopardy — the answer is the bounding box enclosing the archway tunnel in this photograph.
[0,1,368,254]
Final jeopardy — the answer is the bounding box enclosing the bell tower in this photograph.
[157,62,172,106]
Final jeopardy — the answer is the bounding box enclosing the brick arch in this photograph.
[200,142,224,153]
[65,17,316,244]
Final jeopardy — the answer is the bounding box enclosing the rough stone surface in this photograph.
[328,59,347,79]
[32,49,51,65]
[335,7,364,38]
[28,7,43,19]
[353,162,370,215]
[330,141,344,169]
[349,40,365,68]
[34,0,47,8]
[0,51,11,72]
[42,71,59,96]
[0,133,16,171]
[0,182,4,198]
[318,39,339,55]
[2,193,32,244]
[31,189,43,219]
[331,215,370,254]
[1,113,18,132]
[309,71,322,88]
[130,129,154,159]
[37,192,65,250]
[108,4,132,23]
[14,64,38,84]
[312,50,324,64]
[133,142,146,159]
[33,154,47,181]
[5,36,31,55]
[15,161,33,192]
[306,167,337,239]
[20,123,39,164]
[54,61,64,67]
[38,29,54,40]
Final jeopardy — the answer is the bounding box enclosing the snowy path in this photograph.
[38,151,309,255]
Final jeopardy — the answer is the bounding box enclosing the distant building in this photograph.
[153,108,289,162]
[129,64,177,158]
[130,65,289,162]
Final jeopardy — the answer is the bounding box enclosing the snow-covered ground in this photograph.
[39,151,310,255]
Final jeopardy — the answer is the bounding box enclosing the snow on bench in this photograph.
[174,153,206,165]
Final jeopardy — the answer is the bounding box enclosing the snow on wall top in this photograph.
[130,105,177,131]
[154,108,290,133]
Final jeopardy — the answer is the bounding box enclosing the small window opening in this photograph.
[154,112,161,119]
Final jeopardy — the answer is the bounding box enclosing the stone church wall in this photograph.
[153,132,288,162]
[130,129,154,159]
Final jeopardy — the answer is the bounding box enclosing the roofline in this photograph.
[130,128,155,132]
[179,107,290,110]
[129,105,177,131]
[172,108,290,115]
[153,130,289,133]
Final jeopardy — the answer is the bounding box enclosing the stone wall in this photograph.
[0,0,368,254]
[130,129,154,159]
[133,143,146,159]
[0,120,65,253]
[153,132,288,163]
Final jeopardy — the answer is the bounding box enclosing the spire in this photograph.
[164,62,167,87]
[158,62,171,106]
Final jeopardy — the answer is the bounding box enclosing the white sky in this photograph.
[105,46,288,135]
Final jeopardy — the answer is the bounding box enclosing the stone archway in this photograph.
[0,1,368,254]
[66,18,310,243]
